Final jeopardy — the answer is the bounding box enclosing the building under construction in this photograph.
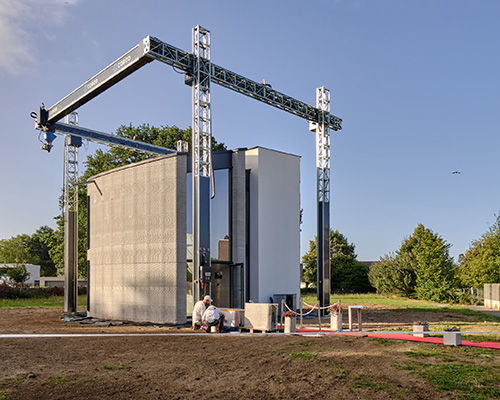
[86,147,301,324]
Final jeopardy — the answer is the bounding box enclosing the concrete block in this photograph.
[484,284,492,308]
[244,303,278,331]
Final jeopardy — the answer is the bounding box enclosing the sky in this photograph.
[1,0,499,263]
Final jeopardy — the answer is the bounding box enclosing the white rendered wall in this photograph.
[87,154,187,324]
[1,264,40,286]
[245,147,301,304]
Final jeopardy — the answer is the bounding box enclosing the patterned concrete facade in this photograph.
[87,154,187,324]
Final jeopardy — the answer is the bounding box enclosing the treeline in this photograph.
[303,216,500,304]
[0,226,56,276]
[0,284,87,299]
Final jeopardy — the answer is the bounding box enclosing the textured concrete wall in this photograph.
[87,154,187,324]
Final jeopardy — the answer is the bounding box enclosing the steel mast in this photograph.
[311,87,331,313]
[63,112,81,312]
[192,26,213,302]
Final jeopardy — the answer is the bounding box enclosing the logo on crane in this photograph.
[113,55,132,74]
[83,78,99,93]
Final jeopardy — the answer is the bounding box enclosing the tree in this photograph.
[0,235,31,265]
[49,123,226,277]
[303,230,373,293]
[28,226,57,276]
[0,227,57,276]
[370,224,456,302]
[368,252,417,297]
[457,214,500,287]
[6,264,30,285]
[402,224,456,302]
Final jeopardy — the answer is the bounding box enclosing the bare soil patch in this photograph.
[0,306,499,399]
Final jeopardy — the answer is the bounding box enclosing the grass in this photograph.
[300,291,500,321]
[103,364,131,370]
[301,291,438,308]
[289,351,317,361]
[0,295,87,309]
[46,375,67,384]
[330,364,348,380]
[399,361,500,399]
[398,344,500,399]
[352,374,384,391]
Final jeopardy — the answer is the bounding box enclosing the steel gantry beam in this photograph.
[35,25,342,311]
[41,35,341,132]
[50,123,177,156]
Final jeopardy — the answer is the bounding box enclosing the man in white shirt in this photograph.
[202,305,226,333]
[192,295,212,330]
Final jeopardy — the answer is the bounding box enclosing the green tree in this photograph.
[457,214,500,287]
[6,264,30,284]
[0,228,57,276]
[401,224,456,302]
[49,123,226,277]
[368,252,417,297]
[28,226,57,276]
[302,230,373,293]
[0,235,31,265]
[370,224,456,302]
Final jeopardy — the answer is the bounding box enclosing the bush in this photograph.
[0,283,33,299]
[0,284,86,299]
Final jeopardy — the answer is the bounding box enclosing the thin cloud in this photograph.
[0,0,80,75]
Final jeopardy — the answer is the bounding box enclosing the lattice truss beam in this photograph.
[192,26,212,178]
[316,87,331,203]
[63,113,79,213]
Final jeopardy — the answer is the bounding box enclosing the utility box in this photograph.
[273,293,297,317]
[244,303,278,332]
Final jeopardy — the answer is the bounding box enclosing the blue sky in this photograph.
[1,0,499,262]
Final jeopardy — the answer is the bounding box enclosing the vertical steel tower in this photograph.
[63,112,80,312]
[192,26,212,302]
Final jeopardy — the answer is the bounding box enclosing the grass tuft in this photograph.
[289,351,317,361]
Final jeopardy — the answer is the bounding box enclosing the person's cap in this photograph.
[203,295,213,302]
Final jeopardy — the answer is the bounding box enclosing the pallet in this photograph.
[239,327,277,334]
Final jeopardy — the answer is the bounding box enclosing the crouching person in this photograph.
[192,295,212,330]
[202,305,225,333]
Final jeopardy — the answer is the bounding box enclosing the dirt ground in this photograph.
[1,306,499,399]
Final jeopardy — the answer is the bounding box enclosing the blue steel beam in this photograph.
[50,123,177,156]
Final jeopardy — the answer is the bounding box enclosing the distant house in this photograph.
[359,261,379,269]
[0,264,41,286]
[39,276,87,287]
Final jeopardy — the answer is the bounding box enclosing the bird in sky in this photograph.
[452,171,461,174]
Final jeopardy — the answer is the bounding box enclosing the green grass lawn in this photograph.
[301,291,446,308]
[0,295,87,309]
[300,290,500,334]
[301,291,496,316]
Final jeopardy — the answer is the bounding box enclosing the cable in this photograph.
[172,65,185,75]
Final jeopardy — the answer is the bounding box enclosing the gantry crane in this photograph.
[34,25,342,313]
